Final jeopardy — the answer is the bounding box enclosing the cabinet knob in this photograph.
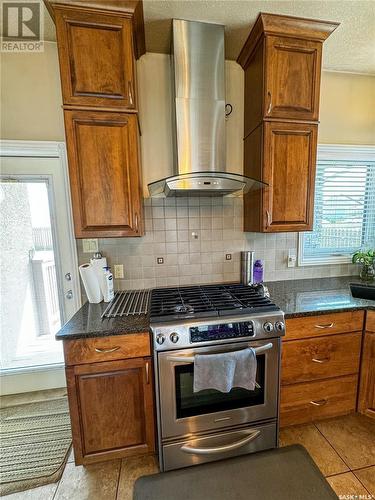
[66,290,73,299]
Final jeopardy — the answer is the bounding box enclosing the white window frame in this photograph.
[298,144,375,266]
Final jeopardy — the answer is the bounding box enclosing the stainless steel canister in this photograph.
[241,251,255,286]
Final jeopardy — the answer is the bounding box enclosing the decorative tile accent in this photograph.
[76,197,357,290]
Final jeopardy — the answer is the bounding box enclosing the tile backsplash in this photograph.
[77,197,357,290]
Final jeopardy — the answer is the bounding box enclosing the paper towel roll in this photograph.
[79,264,102,304]
[90,256,107,298]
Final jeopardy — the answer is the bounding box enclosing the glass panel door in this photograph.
[0,178,64,370]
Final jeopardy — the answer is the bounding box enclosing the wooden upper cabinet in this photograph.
[239,13,338,233]
[54,8,137,110]
[64,110,143,238]
[265,36,322,121]
[262,122,317,232]
[244,122,317,232]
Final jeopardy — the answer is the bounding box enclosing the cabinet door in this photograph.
[358,314,375,418]
[55,7,136,110]
[263,122,317,232]
[64,110,143,238]
[265,36,322,121]
[66,357,155,464]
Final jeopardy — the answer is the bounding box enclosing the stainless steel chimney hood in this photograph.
[148,19,266,197]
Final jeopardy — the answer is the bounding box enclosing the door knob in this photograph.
[66,290,73,299]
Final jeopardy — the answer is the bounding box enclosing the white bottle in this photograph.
[102,267,114,302]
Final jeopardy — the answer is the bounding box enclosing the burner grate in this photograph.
[150,283,278,322]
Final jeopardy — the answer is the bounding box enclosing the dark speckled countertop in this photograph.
[56,301,150,340]
[56,276,374,340]
[266,276,374,319]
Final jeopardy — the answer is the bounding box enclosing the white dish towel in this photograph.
[193,348,257,393]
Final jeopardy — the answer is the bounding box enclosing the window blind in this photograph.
[302,159,375,262]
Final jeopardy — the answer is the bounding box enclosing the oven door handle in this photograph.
[180,430,261,455]
[166,342,273,363]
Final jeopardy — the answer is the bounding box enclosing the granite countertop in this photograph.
[56,301,150,340]
[266,276,375,319]
[57,276,374,340]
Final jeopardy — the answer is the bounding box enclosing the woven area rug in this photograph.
[0,396,72,496]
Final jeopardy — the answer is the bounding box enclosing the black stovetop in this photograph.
[150,283,279,323]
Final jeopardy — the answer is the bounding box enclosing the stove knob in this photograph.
[156,334,166,345]
[275,321,285,333]
[170,332,179,344]
[263,322,274,333]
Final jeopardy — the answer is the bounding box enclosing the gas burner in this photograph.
[173,304,194,314]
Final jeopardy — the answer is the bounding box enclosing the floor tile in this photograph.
[117,455,159,500]
[54,460,121,500]
[67,446,75,463]
[2,483,58,499]
[315,414,375,470]
[279,424,349,476]
[354,466,375,497]
[327,472,370,498]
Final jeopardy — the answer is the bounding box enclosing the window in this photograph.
[299,145,375,266]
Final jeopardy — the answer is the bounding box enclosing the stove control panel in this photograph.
[190,321,254,343]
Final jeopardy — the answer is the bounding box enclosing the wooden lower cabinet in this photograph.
[358,311,375,419]
[281,332,361,385]
[280,374,358,427]
[66,357,155,465]
[280,311,365,427]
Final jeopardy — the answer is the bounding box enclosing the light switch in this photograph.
[82,239,99,253]
[288,248,297,267]
[114,265,124,279]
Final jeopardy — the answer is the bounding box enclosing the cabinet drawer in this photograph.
[281,332,361,385]
[63,333,150,366]
[280,374,357,427]
[285,311,364,341]
[366,310,375,333]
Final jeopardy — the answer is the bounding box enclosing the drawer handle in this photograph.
[267,91,272,114]
[94,346,120,353]
[312,357,330,364]
[310,399,327,407]
[315,323,334,329]
[128,81,134,106]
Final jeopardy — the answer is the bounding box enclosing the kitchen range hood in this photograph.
[148,19,266,197]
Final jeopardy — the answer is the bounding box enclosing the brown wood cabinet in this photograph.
[238,13,339,233]
[54,8,137,110]
[46,0,145,238]
[280,311,364,427]
[64,333,155,465]
[358,311,375,419]
[64,110,143,237]
[244,122,317,232]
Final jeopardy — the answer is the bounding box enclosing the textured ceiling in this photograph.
[42,0,375,74]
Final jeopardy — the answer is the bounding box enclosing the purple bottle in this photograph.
[253,259,264,284]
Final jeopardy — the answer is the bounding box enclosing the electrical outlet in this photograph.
[114,264,124,279]
[226,254,232,260]
[82,239,98,253]
[288,248,297,268]
[157,257,164,264]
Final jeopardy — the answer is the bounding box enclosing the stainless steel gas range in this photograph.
[150,283,285,472]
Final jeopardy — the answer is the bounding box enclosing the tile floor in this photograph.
[2,389,374,500]
[279,415,375,499]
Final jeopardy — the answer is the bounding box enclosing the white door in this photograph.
[0,141,80,392]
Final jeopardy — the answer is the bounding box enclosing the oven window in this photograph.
[175,354,265,419]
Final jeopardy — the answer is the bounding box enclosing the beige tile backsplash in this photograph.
[77,197,357,290]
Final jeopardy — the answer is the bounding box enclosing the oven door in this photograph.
[157,338,280,439]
